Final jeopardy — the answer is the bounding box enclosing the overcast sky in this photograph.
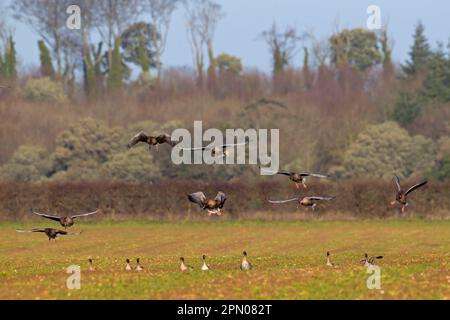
[4,0,450,73]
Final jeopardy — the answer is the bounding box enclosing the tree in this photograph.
[329,28,382,71]
[38,40,55,78]
[420,43,450,103]
[0,145,49,182]
[402,21,431,77]
[379,27,394,75]
[331,122,436,179]
[391,92,421,125]
[121,22,158,81]
[184,0,224,88]
[261,22,302,75]
[107,37,124,92]
[11,0,73,78]
[145,0,180,79]
[215,53,242,75]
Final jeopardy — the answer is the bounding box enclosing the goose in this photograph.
[390,175,428,212]
[135,258,144,271]
[182,142,247,158]
[261,168,327,189]
[240,251,252,271]
[180,257,193,272]
[128,131,176,151]
[326,251,334,267]
[0,85,10,89]
[125,259,133,271]
[269,196,335,211]
[360,253,383,267]
[201,255,210,271]
[88,258,95,271]
[16,228,80,241]
[188,191,227,216]
[32,209,99,229]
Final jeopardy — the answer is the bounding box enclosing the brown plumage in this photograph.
[390,175,428,212]
[32,209,99,229]
[16,228,81,241]
[261,168,327,189]
[269,196,335,211]
[128,131,176,151]
[188,191,227,216]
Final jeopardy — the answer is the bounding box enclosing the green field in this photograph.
[0,219,449,300]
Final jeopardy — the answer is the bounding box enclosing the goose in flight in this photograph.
[128,131,177,151]
[0,85,10,89]
[240,251,252,271]
[182,142,247,158]
[16,228,81,241]
[390,175,428,212]
[261,168,327,189]
[188,191,227,216]
[269,196,334,211]
[360,253,383,267]
[32,209,99,229]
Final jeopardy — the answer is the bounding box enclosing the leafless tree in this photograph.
[10,0,73,78]
[261,22,304,74]
[145,0,180,79]
[184,0,224,87]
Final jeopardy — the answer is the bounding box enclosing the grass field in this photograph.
[0,219,449,300]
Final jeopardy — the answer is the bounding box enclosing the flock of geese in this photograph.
[11,123,429,272]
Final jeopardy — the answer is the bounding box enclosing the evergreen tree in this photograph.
[402,21,431,77]
[107,37,124,92]
[380,29,393,75]
[420,43,450,103]
[38,40,55,78]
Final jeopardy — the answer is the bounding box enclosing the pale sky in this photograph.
[3,0,450,73]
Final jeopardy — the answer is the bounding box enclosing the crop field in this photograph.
[0,219,449,300]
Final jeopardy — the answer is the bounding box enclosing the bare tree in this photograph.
[10,0,72,78]
[145,0,180,79]
[261,22,303,75]
[184,0,224,88]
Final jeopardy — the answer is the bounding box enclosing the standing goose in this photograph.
[32,209,99,229]
[179,257,193,272]
[16,228,80,241]
[201,255,210,271]
[88,258,95,271]
[135,258,144,271]
[128,131,176,151]
[240,251,252,271]
[182,142,247,158]
[269,196,335,211]
[390,175,428,212]
[360,253,383,267]
[326,251,335,267]
[262,168,327,189]
[125,259,133,271]
[188,191,227,216]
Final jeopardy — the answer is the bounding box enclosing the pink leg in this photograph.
[295,183,299,189]
[207,211,212,217]
[217,209,222,216]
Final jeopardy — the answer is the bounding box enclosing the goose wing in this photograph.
[307,196,335,201]
[156,134,177,147]
[71,209,99,218]
[58,230,81,236]
[221,142,248,150]
[393,175,402,192]
[127,131,148,148]
[188,192,207,208]
[32,211,61,222]
[405,180,428,196]
[182,146,208,151]
[300,172,327,178]
[16,229,46,233]
[275,170,292,176]
[268,198,298,204]
[214,191,227,208]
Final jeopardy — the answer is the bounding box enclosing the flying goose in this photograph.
[180,257,193,272]
[88,258,95,271]
[326,251,335,267]
[32,209,99,229]
[188,191,227,216]
[135,258,144,271]
[390,175,428,212]
[360,253,383,267]
[0,85,10,89]
[240,251,252,271]
[182,142,247,158]
[201,255,210,271]
[125,259,133,271]
[128,131,176,151]
[16,228,80,241]
[261,168,327,189]
[269,196,335,211]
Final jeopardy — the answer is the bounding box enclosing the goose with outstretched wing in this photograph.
[32,209,99,228]
[128,131,177,152]
[188,191,227,216]
[390,175,428,212]
[16,228,81,241]
[182,142,247,158]
[261,168,327,189]
[269,196,334,211]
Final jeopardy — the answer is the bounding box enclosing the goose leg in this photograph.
[295,183,300,189]
[302,182,307,189]
[217,209,222,216]
[312,203,317,211]
[401,205,406,213]
[207,211,212,217]
[156,144,159,152]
